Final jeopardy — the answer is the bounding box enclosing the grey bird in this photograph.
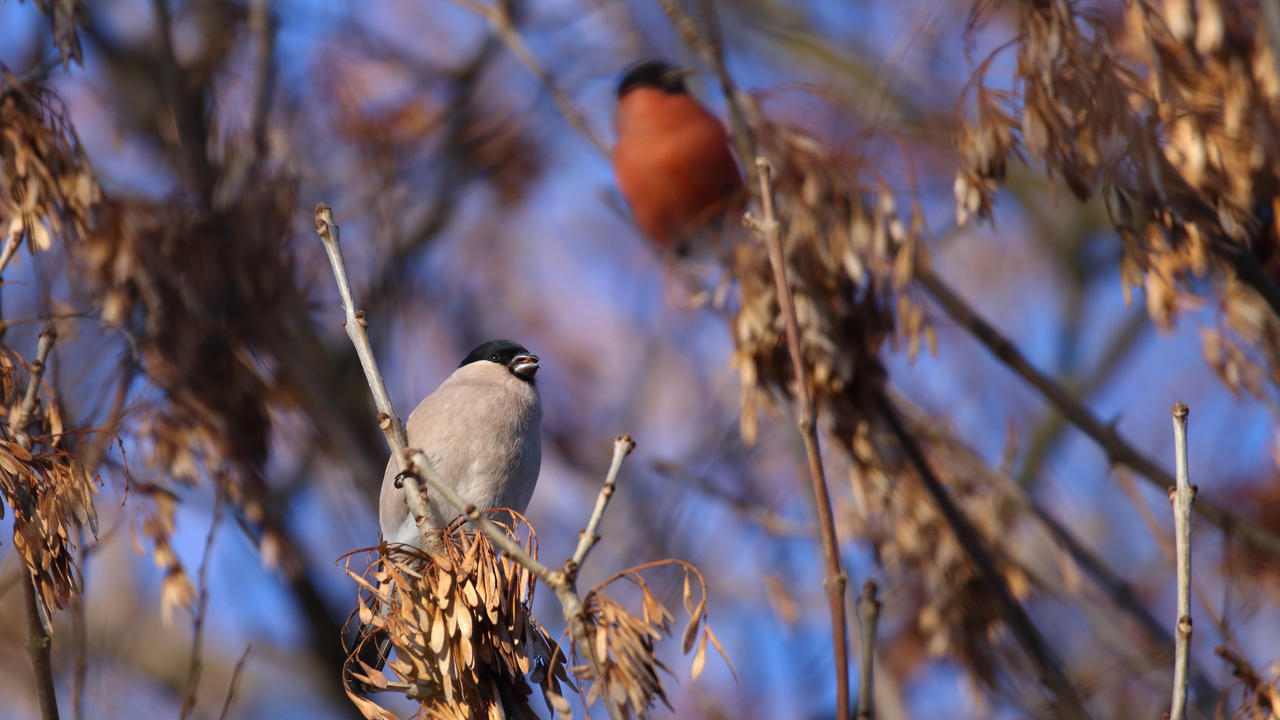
[379,338,543,547]
[347,339,542,690]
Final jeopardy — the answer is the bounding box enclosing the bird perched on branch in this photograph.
[378,339,543,548]
[349,340,542,690]
[613,60,744,255]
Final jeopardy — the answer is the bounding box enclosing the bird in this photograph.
[347,339,542,690]
[612,60,744,255]
[378,338,543,548]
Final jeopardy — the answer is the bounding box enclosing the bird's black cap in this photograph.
[461,339,532,367]
[617,60,689,98]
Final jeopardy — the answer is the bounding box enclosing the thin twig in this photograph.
[13,328,56,448]
[446,0,609,157]
[314,205,433,533]
[180,488,226,720]
[17,327,60,720]
[1168,402,1194,720]
[855,581,880,720]
[0,230,21,344]
[315,204,629,720]
[917,266,1280,562]
[745,158,850,720]
[22,569,60,720]
[70,529,87,720]
[658,0,761,186]
[568,436,635,574]
[889,393,1220,713]
[217,643,254,720]
[873,394,1091,719]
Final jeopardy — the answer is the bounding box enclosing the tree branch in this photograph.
[873,394,1091,719]
[568,436,634,574]
[1167,402,1194,720]
[917,266,1280,562]
[17,327,59,720]
[855,581,880,720]
[315,204,631,720]
[217,644,253,720]
[745,157,850,720]
[445,0,609,157]
[179,488,225,720]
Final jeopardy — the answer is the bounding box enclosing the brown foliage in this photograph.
[343,517,569,720]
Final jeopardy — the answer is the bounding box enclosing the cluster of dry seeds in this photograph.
[723,109,1032,687]
[344,518,570,720]
[958,0,1280,406]
[344,516,725,719]
[0,74,100,619]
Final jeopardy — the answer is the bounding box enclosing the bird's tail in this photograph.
[343,616,392,694]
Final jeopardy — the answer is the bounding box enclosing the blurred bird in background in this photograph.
[613,60,744,257]
[348,339,543,688]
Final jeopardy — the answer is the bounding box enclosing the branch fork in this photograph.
[316,204,635,719]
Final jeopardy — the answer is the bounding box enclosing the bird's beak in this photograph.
[509,354,539,379]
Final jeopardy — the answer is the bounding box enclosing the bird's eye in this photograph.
[490,354,500,362]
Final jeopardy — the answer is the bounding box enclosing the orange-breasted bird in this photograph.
[613,60,744,254]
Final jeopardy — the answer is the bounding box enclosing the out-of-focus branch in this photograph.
[1214,645,1280,715]
[179,488,226,720]
[22,570,59,720]
[745,158,850,720]
[217,644,253,720]
[873,393,1090,719]
[0,230,21,344]
[658,0,761,182]
[889,392,1220,712]
[855,581,880,720]
[17,328,59,720]
[247,0,275,161]
[315,204,633,719]
[446,0,609,157]
[1018,305,1149,487]
[917,266,1280,562]
[1167,403,1194,720]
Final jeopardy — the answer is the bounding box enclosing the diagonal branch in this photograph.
[745,158,850,720]
[315,204,632,720]
[568,436,634,574]
[917,266,1280,562]
[873,394,1091,719]
[445,0,609,157]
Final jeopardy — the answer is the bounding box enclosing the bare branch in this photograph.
[1168,402,1194,720]
[917,266,1280,562]
[315,203,631,720]
[446,0,609,157]
[180,488,226,720]
[13,327,56,448]
[873,394,1090,719]
[313,204,433,534]
[17,327,59,720]
[746,157,850,720]
[22,569,60,720]
[217,644,253,720]
[568,435,634,573]
[855,581,880,720]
